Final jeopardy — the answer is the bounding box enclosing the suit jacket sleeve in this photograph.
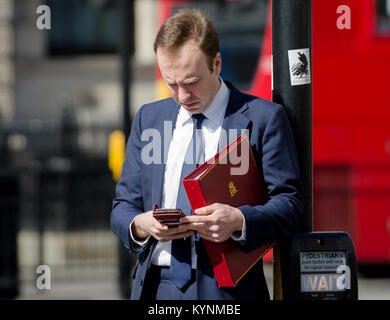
[239,104,304,252]
[110,107,151,255]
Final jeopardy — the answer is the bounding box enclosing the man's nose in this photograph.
[178,86,191,102]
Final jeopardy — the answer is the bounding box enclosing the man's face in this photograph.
[156,39,222,114]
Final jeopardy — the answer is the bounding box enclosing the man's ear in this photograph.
[214,52,222,75]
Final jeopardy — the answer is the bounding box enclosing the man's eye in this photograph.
[185,81,198,86]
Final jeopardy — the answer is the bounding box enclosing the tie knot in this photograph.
[192,113,206,129]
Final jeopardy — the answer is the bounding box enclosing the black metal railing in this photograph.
[0,116,130,299]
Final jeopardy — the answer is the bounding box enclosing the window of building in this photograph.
[47,0,133,55]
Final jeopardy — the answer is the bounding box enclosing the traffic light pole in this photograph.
[121,0,132,141]
[272,0,312,232]
[118,0,135,299]
[272,0,312,299]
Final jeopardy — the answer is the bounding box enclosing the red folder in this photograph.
[183,133,274,287]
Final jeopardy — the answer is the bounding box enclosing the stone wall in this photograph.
[0,0,14,122]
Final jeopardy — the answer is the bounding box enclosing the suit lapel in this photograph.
[151,102,180,208]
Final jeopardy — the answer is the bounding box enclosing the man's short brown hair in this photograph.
[154,8,220,72]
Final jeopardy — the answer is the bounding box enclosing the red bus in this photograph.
[155,0,390,270]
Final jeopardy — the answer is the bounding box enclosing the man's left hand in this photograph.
[178,203,244,242]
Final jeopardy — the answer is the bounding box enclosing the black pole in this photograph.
[272,0,312,300]
[121,0,132,140]
[272,0,312,232]
[118,0,134,300]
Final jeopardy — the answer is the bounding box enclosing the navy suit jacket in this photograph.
[111,81,304,300]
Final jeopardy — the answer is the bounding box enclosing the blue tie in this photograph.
[170,113,206,289]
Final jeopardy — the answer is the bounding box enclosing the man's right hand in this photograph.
[131,210,194,242]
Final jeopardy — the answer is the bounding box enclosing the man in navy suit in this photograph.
[111,8,303,300]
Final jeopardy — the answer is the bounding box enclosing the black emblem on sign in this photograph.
[291,52,308,77]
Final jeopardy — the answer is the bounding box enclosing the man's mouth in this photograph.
[182,102,198,109]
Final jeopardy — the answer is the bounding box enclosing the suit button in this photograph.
[139,280,143,286]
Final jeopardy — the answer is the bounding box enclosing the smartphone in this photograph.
[152,206,185,228]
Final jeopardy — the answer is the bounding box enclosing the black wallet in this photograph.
[152,204,185,227]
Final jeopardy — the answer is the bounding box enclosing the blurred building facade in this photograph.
[12,0,157,125]
[0,0,158,299]
[0,0,14,123]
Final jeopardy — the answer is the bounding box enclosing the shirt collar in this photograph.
[180,78,230,126]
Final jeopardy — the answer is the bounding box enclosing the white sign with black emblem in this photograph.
[288,48,311,86]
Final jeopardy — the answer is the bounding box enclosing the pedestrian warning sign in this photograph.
[284,232,358,300]
[301,251,347,272]
[301,274,346,292]
[300,251,348,293]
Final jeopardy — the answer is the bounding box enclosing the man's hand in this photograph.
[178,203,244,243]
[132,210,194,242]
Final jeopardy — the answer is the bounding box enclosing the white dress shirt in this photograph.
[130,79,246,268]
